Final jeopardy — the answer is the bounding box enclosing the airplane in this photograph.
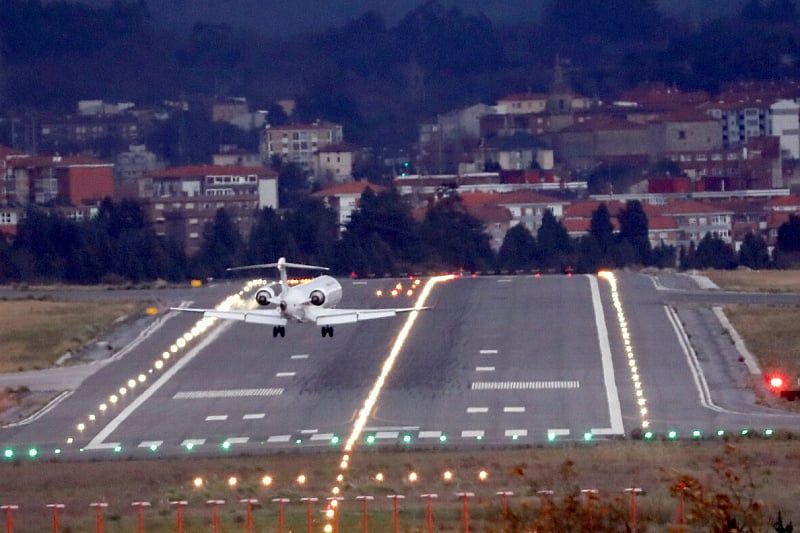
[171,257,428,338]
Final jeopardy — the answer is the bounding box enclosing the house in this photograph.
[312,181,386,228]
[313,142,359,184]
[3,154,113,206]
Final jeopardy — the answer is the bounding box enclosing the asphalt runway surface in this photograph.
[2,272,800,459]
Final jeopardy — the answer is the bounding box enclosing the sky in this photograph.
[76,0,744,37]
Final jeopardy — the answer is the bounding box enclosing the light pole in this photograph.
[496,491,513,533]
[272,498,290,533]
[169,500,188,533]
[624,488,643,533]
[239,498,258,533]
[386,494,405,533]
[456,492,474,533]
[356,496,373,533]
[89,502,108,533]
[130,501,150,533]
[206,500,225,533]
[1,504,18,533]
[300,497,317,533]
[537,489,553,529]
[46,503,64,533]
[420,494,438,533]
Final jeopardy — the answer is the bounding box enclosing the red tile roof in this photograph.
[313,181,386,196]
[465,204,512,223]
[766,194,800,209]
[149,165,277,179]
[656,200,733,216]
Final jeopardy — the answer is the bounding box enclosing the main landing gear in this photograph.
[272,326,285,338]
[321,325,334,338]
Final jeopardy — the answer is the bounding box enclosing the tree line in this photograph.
[1,190,799,284]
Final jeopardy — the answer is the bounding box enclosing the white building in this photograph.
[770,99,800,159]
[263,121,344,172]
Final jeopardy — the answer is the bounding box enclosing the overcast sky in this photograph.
[77,0,744,37]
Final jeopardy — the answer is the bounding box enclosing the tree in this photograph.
[194,208,244,279]
[589,203,614,265]
[738,233,770,269]
[344,187,420,263]
[777,214,800,253]
[694,233,737,270]
[498,224,536,271]
[617,200,651,266]
[418,197,494,272]
[536,210,571,269]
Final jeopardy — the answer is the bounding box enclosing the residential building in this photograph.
[114,145,164,200]
[312,180,386,228]
[140,165,278,255]
[313,143,359,184]
[263,121,344,172]
[3,154,113,206]
[770,100,800,159]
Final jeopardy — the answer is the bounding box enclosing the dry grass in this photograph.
[702,269,800,292]
[0,298,144,373]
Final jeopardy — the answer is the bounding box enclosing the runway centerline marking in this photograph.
[480,349,498,354]
[466,407,489,413]
[205,415,228,421]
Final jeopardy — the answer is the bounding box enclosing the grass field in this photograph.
[1,272,799,531]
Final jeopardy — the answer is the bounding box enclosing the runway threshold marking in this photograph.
[470,381,579,390]
[173,388,284,398]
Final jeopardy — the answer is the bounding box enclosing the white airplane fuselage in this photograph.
[278,275,343,323]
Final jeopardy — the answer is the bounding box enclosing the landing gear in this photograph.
[272,326,285,338]
[321,325,334,338]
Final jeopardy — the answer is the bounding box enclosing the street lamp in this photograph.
[206,500,225,533]
[420,494,438,533]
[356,496,373,533]
[130,501,151,533]
[456,492,475,533]
[386,494,405,533]
[300,497,318,533]
[272,498,290,533]
[46,504,64,533]
[496,491,514,533]
[1,504,18,533]
[169,501,188,533]
[89,502,108,533]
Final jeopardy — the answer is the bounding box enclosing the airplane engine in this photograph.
[255,287,276,306]
[309,289,326,306]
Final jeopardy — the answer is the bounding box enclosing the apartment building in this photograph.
[263,121,343,172]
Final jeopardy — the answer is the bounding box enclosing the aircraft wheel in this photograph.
[272,326,279,338]
[279,326,286,337]
[321,326,327,338]
[329,326,334,338]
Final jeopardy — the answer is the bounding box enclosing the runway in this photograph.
[2,272,799,459]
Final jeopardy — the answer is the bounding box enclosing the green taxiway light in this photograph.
[221,441,231,450]
[185,442,195,451]
[3,448,13,459]
[330,435,341,445]
[716,429,725,437]
[27,448,38,458]
[667,430,678,440]
[401,434,412,444]
[54,448,61,455]
[149,444,158,452]
[113,445,122,453]
[583,432,593,441]
[644,431,654,440]
[692,430,702,439]
[765,428,775,437]
[741,429,750,436]
[547,432,557,442]
[365,435,376,445]
[438,434,448,443]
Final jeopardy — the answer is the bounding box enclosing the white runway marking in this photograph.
[466,407,489,413]
[225,437,249,444]
[497,279,513,283]
[548,428,570,436]
[503,406,526,413]
[300,429,318,434]
[310,433,335,441]
[138,440,163,448]
[205,415,228,421]
[276,372,296,378]
[590,274,625,435]
[475,366,495,372]
[173,388,284,399]
[505,429,528,438]
[181,438,205,447]
[243,413,265,420]
[267,435,291,443]
[470,381,579,390]
[418,430,443,439]
[461,430,484,438]
[376,431,399,439]
[290,354,309,360]
[479,349,498,354]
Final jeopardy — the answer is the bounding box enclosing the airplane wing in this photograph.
[170,307,288,326]
[308,306,429,326]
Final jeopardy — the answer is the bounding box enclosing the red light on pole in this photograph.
[272,498,290,533]
[206,500,225,533]
[46,503,64,533]
[300,497,317,533]
[456,492,474,533]
[496,491,513,533]
[769,375,785,389]
[130,501,150,533]
[1,504,18,533]
[239,499,258,533]
[356,496,373,533]
[386,494,404,533]
[169,500,188,533]
[89,502,108,533]
[420,494,438,533]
